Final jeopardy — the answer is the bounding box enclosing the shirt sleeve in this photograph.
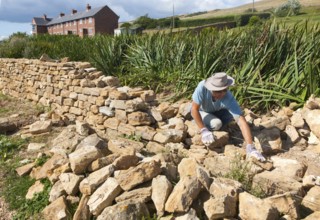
[192,80,205,105]
[224,92,243,117]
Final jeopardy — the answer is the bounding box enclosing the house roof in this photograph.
[47,5,119,26]
[33,17,52,26]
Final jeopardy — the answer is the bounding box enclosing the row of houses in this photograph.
[32,4,122,37]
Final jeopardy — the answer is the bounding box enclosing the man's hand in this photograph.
[200,127,214,145]
[246,144,266,162]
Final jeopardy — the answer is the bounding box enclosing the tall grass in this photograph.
[0,20,319,111]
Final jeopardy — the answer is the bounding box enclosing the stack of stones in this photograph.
[1,58,320,219]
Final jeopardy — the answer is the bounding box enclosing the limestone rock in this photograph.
[151,175,173,217]
[42,196,71,220]
[29,120,52,134]
[165,176,201,213]
[87,177,122,216]
[115,160,161,191]
[79,164,115,195]
[97,200,149,220]
[239,192,279,220]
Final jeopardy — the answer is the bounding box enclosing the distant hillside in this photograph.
[180,0,320,20]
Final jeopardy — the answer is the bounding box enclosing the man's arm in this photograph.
[237,115,253,144]
[191,101,205,130]
[238,115,266,161]
[191,101,215,145]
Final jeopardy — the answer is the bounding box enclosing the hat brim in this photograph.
[204,76,235,91]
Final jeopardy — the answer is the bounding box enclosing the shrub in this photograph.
[248,16,262,26]
[235,12,271,26]
[274,0,301,17]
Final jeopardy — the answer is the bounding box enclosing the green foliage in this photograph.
[250,184,268,198]
[12,179,52,220]
[248,16,262,26]
[142,214,158,220]
[0,156,51,219]
[224,154,268,198]
[121,134,142,142]
[0,135,26,161]
[0,19,319,112]
[225,154,252,190]
[134,14,157,29]
[274,0,301,17]
[34,155,50,167]
[2,173,36,211]
[121,22,132,29]
[0,33,29,58]
[35,104,51,116]
[235,12,271,26]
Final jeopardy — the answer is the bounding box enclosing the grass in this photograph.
[0,135,51,219]
[0,135,26,161]
[0,125,53,219]
[224,154,268,198]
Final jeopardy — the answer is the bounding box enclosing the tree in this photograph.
[274,0,301,17]
[133,14,156,29]
[121,22,132,29]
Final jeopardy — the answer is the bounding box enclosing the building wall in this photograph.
[38,7,118,37]
[35,26,48,34]
[94,7,119,35]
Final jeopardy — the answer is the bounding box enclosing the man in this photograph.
[191,72,265,161]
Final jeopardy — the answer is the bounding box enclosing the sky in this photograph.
[0,0,254,40]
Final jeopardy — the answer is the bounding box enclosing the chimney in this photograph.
[60,13,65,17]
[43,14,47,20]
[86,4,91,11]
[72,9,77,14]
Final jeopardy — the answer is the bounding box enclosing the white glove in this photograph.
[200,127,214,145]
[246,144,266,162]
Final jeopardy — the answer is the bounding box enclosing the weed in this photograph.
[0,155,51,220]
[224,154,252,191]
[121,134,142,142]
[12,178,52,220]
[34,155,50,167]
[0,135,26,161]
[224,153,269,198]
[142,214,158,220]
[250,184,268,198]
[0,93,11,101]
[35,104,51,116]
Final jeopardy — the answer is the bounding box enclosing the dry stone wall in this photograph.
[0,58,168,137]
[2,58,320,219]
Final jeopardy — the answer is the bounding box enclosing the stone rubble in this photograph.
[1,58,320,219]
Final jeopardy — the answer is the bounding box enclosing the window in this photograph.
[80,19,83,24]
[74,21,76,26]
[89,18,92,23]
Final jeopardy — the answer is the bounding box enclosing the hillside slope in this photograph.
[181,0,320,20]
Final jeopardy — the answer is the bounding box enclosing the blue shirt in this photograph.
[192,80,243,118]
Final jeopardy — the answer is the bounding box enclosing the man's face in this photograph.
[212,89,227,100]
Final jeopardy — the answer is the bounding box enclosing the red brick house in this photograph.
[32,4,119,37]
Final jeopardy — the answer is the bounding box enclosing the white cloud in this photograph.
[0,0,254,22]
[0,36,8,41]
[0,0,255,37]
